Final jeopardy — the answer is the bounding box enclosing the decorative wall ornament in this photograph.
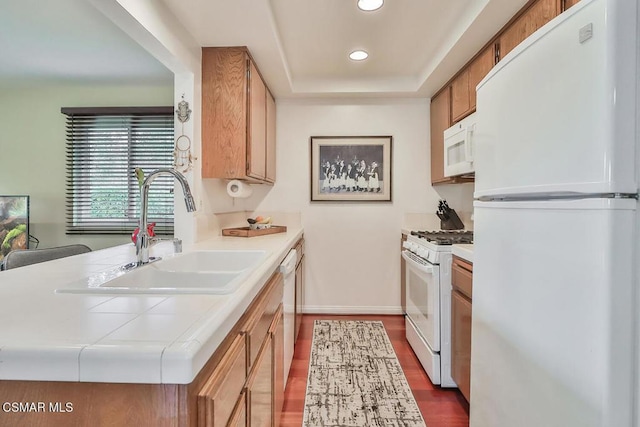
[310,136,393,202]
[175,96,192,123]
[173,94,196,172]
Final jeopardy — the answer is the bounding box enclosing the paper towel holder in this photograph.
[226,179,253,198]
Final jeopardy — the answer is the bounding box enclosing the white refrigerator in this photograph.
[471,0,638,426]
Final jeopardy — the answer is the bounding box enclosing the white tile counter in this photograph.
[0,227,302,384]
[452,244,474,263]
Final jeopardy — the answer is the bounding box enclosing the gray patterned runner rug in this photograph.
[302,320,427,427]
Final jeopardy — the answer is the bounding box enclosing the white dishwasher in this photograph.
[279,248,297,385]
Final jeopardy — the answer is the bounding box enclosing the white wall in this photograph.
[0,83,173,250]
[91,0,203,245]
[214,98,471,313]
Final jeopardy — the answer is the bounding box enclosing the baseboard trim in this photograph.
[303,306,404,315]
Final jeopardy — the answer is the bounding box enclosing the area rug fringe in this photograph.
[302,320,427,427]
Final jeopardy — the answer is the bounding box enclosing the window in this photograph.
[62,107,175,235]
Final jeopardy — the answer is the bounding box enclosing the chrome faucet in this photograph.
[136,168,196,266]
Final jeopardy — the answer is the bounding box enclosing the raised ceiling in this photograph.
[0,0,530,97]
[161,0,529,97]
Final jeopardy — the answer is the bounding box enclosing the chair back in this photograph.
[2,244,92,270]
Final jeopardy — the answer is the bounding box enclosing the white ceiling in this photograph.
[161,0,529,97]
[0,0,172,86]
[0,0,530,97]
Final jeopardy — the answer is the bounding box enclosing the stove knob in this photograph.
[417,248,428,259]
[402,241,410,250]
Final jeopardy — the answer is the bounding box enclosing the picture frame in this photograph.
[0,195,30,261]
[310,136,392,202]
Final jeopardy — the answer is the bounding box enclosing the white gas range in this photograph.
[402,230,473,387]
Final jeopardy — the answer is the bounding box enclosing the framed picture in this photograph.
[310,136,392,202]
[0,195,29,261]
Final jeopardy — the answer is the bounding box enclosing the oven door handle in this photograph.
[402,251,434,274]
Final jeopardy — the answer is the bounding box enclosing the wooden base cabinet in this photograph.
[198,271,283,427]
[451,256,473,403]
[271,305,285,426]
[0,257,293,427]
[228,392,247,427]
[197,334,247,426]
[247,335,273,427]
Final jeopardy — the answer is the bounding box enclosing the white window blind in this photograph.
[62,107,175,235]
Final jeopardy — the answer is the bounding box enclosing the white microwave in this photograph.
[443,112,477,177]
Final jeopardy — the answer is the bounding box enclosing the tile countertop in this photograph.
[0,227,303,385]
[452,244,474,263]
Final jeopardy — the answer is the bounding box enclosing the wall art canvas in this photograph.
[310,136,392,202]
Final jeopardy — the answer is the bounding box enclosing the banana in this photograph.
[258,216,271,224]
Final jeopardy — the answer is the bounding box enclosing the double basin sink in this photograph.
[57,250,267,295]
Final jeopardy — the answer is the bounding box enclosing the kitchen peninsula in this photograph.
[0,227,302,426]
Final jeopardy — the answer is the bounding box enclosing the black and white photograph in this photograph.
[310,136,392,202]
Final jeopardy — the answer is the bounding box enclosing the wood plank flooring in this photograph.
[280,314,469,427]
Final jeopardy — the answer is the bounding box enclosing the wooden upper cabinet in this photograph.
[266,91,276,183]
[562,0,580,10]
[451,45,495,123]
[451,70,470,124]
[248,60,267,180]
[468,46,496,112]
[430,87,452,184]
[202,46,276,184]
[498,0,561,60]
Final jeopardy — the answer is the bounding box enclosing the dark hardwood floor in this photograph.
[280,314,470,427]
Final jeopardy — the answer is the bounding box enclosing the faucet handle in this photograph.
[173,239,182,254]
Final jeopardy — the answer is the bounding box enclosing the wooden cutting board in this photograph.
[222,225,287,237]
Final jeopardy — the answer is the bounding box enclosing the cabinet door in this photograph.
[265,90,276,183]
[468,45,496,111]
[451,291,472,403]
[201,47,248,179]
[228,391,247,427]
[451,70,470,123]
[452,257,473,300]
[294,255,304,344]
[243,272,284,371]
[430,87,451,184]
[271,304,284,426]
[247,336,273,427]
[197,334,247,427]
[498,0,560,59]
[247,60,267,180]
[562,0,580,10]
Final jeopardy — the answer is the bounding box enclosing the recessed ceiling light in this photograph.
[357,0,384,11]
[349,50,369,61]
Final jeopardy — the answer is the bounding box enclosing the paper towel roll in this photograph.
[226,179,253,198]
